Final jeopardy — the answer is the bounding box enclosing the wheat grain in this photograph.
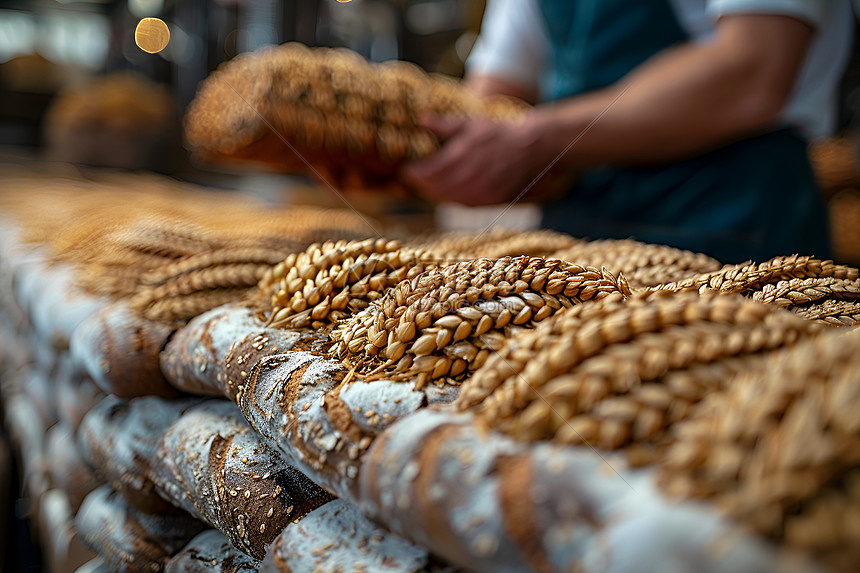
[332,256,629,384]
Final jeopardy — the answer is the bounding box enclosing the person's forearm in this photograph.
[528,15,813,167]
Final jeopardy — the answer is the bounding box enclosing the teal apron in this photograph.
[536,0,831,263]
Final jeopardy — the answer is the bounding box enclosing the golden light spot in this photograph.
[336,0,354,3]
[135,18,170,54]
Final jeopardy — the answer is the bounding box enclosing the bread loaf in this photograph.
[70,301,179,398]
[150,399,335,559]
[165,530,259,573]
[11,256,106,352]
[262,499,457,573]
[53,354,104,430]
[160,301,310,399]
[359,409,820,573]
[45,422,105,512]
[78,395,202,513]
[76,484,207,573]
[237,350,458,497]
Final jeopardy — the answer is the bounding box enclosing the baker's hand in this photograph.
[400,114,557,206]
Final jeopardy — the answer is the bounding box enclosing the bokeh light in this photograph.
[134,17,170,54]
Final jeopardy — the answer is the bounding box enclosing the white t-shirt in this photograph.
[467,0,855,140]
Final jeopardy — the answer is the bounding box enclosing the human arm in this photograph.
[401,14,814,206]
[461,0,547,104]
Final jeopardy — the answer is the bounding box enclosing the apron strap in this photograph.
[537,0,689,100]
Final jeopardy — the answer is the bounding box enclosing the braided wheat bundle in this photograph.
[456,292,823,460]
[183,43,527,181]
[332,256,630,387]
[659,328,860,573]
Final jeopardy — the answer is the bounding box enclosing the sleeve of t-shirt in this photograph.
[464,0,549,90]
[706,0,830,27]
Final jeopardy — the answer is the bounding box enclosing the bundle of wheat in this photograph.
[457,292,823,462]
[550,238,722,288]
[416,228,579,261]
[660,328,860,573]
[183,43,526,183]
[333,256,630,388]
[650,255,860,325]
[259,238,438,330]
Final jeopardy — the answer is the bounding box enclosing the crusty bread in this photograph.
[53,355,105,431]
[80,394,334,559]
[76,485,207,573]
[261,499,453,573]
[78,395,201,514]
[165,530,259,573]
[160,301,311,400]
[151,399,334,559]
[45,422,105,513]
[70,301,179,398]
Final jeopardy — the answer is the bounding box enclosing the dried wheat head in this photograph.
[415,228,579,261]
[456,291,823,456]
[332,256,630,389]
[650,255,860,326]
[659,328,860,572]
[549,238,722,288]
[259,238,440,330]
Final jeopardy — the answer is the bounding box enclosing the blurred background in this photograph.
[0,0,859,271]
[1,1,860,238]
[0,0,486,171]
[0,0,860,245]
[0,0,511,240]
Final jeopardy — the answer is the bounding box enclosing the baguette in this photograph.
[54,354,104,430]
[70,300,179,398]
[76,484,207,573]
[237,349,458,497]
[45,422,105,513]
[11,256,106,352]
[165,530,259,573]
[359,409,819,573]
[150,399,334,559]
[160,301,312,399]
[236,292,843,572]
[78,395,202,513]
[262,499,457,573]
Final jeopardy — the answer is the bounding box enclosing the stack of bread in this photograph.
[1,43,859,573]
